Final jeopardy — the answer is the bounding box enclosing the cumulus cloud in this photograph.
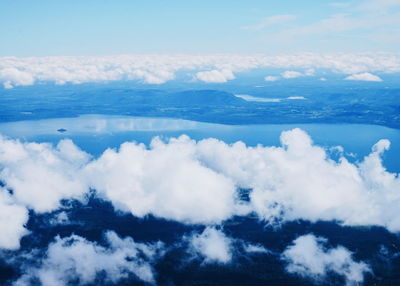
[264,75,280,81]
[84,136,237,224]
[282,234,370,285]
[0,136,90,250]
[186,228,272,263]
[1,128,400,251]
[0,68,35,89]
[304,68,315,76]
[194,69,235,83]
[0,53,399,88]
[345,72,383,81]
[281,70,304,79]
[243,243,271,254]
[14,231,163,286]
[0,136,90,213]
[47,211,70,226]
[0,189,29,250]
[267,68,314,81]
[187,227,233,264]
[194,129,400,230]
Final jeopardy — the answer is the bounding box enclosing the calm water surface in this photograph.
[0,114,398,172]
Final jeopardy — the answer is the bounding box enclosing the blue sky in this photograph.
[0,0,400,56]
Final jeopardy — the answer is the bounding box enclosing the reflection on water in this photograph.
[0,114,216,136]
[0,114,399,172]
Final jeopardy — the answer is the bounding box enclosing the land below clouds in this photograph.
[1,83,399,129]
[1,195,399,286]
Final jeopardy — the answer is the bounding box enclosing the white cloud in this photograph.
[0,189,29,250]
[0,136,90,213]
[84,136,237,224]
[305,68,315,76]
[345,72,383,81]
[264,75,280,81]
[243,243,271,254]
[0,68,34,89]
[195,69,235,83]
[188,227,233,264]
[127,68,176,84]
[256,0,400,49]
[47,211,70,225]
[357,0,400,11]
[0,53,399,88]
[287,96,306,100]
[282,234,370,285]
[267,68,313,81]
[280,14,366,37]
[15,231,163,286]
[195,129,400,231]
[1,128,400,251]
[260,1,400,49]
[281,71,304,79]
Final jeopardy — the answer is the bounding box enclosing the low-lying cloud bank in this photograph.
[1,53,399,88]
[264,68,316,81]
[11,229,372,285]
[0,128,399,250]
[14,231,163,286]
[345,72,383,82]
[187,227,233,264]
[282,234,370,285]
[0,190,29,250]
[185,227,272,264]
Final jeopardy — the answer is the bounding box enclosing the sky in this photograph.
[1,0,400,56]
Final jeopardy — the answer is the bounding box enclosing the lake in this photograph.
[0,114,399,172]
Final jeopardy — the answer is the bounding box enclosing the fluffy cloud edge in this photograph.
[13,231,164,285]
[282,234,371,284]
[0,53,398,88]
[1,128,400,251]
[187,227,233,264]
[345,72,383,82]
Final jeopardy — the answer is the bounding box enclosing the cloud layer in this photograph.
[282,234,370,285]
[84,136,237,224]
[15,231,163,286]
[0,137,90,213]
[0,128,399,251]
[345,72,383,81]
[0,53,399,88]
[0,189,29,250]
[187,227,233,264]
